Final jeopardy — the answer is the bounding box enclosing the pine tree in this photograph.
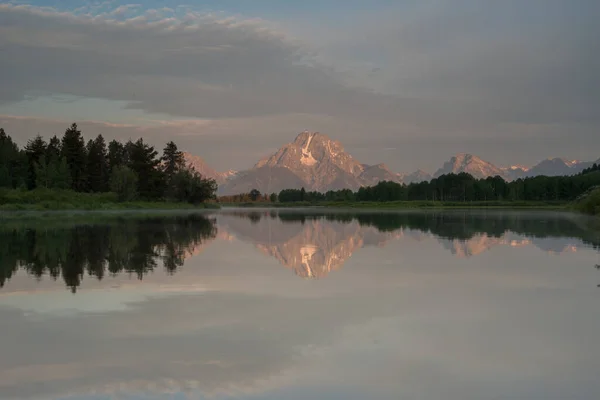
[250,189,261,201]
[86,135,109,192]
[108,140,126,175]
[52,157,71,189]
[126,138,164,199]
[162,141,185,180]
[61,123,87,192]
[34,155,50,189]
[0,128,23,188]
[0,165,9,188]
[46,135,61,161]
[24,135,48,189]
[110,165,138,201]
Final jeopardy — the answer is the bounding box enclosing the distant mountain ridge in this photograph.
[182,152,236,185]
[181,132,598,195]
[219,131,404,194]
[433,153,506,180]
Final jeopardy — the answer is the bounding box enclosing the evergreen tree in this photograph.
[46,135,61,161]
[86,135,109,192]
[33,155,71,189]
[34,155,51,189]
[250,189,261,201]
[0,165,9,188]
[108,140,126,174]
[0,128,25,188]
[126,138,164,199]
[24,135,48,189]
[52,157,71,189]
[61,123,87,191]
[110,165,138,201]
[171,168,217,204]
[162,141,185,179]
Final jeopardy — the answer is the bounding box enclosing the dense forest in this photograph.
[276,166,600,203]
[0,214,216,292]
[0,124,217,204]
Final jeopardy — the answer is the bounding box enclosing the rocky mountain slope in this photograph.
[182,152,236,184]
[253,132,365,190]
[433,153,507,180]
[401,169,433,184]
[521,158,597,178]
[183,131,598,195]
[219,131,401,194]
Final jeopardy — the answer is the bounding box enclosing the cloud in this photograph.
[0,2,599,173]
[108,4,141,17]
[0,3,379,120]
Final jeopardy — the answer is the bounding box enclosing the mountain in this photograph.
[523,157,596,177]
[359,163,403,186]
[220,131,371,194]
[501,165,529,180]
[216,166,306,195]
[185,131,598,194]
[182,152,236,184]
[253,131,365,190]
[402,169,432,184]
[433,153,507,180]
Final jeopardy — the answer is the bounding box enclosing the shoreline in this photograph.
[0,202,219,212]
[1,200,596,217]
[218,201,568,210]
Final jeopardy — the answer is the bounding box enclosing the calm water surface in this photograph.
[1,209,600,400]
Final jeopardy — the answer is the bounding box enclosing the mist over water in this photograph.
[1,209,599,399]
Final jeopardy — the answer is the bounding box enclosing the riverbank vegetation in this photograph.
[0,125,217,209]
[572,187,600,216]
[220,164,600,212]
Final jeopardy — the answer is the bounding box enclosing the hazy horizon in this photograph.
[1,1,598,173]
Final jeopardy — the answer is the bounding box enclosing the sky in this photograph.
[0,0,598,173]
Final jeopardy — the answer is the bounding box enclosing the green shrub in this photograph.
[572,187,600,215]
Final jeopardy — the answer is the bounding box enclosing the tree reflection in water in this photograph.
[0,214,217,292]
[1,210,599,291]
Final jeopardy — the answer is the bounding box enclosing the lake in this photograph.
[1,209,600,400]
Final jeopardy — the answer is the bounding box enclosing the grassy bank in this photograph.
[0,188,220,211]
[220,200,567,210]
[572,188,600,216]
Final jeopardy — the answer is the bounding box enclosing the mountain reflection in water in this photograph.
[1,210,599,291]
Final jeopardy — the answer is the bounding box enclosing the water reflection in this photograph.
[0,214,217,292]
[1,210,600,400]
[1,210,599,290]
[219,210,600,278]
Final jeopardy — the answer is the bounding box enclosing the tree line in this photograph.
[0,214,216,292]
[275,169,600,203]
[0,124,217,203]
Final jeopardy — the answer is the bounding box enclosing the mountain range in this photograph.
[182,131,598,195]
